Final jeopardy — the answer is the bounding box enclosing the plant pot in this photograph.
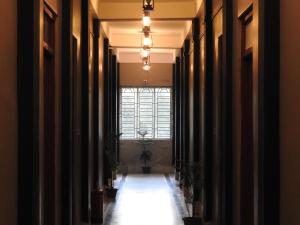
[142,166,151,174]
[105,187,118,199]
[183,217,202,225]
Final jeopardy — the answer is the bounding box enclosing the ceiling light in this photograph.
[141,49,150,58]
[143,64,151,71]
[143,37,152,47]
[143,15,151,27]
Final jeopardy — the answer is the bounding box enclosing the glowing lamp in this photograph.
[143,14,151,27]
[143,64,151,71]
[143,37,152,47]
[141,49,150,58]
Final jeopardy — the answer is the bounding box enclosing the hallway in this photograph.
[104,175,187,225]
[2,0,300,225]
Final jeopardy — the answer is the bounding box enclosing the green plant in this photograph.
[178,161,203,217]
[137,130,153,168]
[140,149,152,167]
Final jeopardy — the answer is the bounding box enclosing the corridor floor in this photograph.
[103,174,188,225]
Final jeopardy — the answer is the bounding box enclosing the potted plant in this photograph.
[104,132,122,199]
[137,130,153,174]
[180,162,203,225]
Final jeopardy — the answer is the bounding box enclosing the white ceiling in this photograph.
[99,0,201,63]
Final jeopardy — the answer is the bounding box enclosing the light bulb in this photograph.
[143,37,152,46]
[141,49,150,58]
[143,15,151,26]
[143,64,151,71]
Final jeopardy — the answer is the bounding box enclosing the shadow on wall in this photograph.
[118,140,173,174]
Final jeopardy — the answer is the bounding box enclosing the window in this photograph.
[120,87,172,139]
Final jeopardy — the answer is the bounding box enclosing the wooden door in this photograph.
[240,51,254,225]
[43,4,56,225]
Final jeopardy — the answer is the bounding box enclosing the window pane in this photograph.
[120,87,171,139]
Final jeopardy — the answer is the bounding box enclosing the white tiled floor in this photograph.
[103,174,187,225]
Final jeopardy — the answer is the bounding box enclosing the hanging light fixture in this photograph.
[142,55,150,64]
[143,12,151,27]
[143,62,151,71]
[141,48,150,58]
[141,0,154,71]
[143,36,152,47]
[142,0,154,12]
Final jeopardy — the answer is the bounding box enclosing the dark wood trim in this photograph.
[239,6,254,225]
[238,4,253,21]
[103,38,110,185]
[81,0,90,221]
[191,17,201,214]
[61,1,73,225]
[183,39,190,168]
[116,63,121,163]
[93,19,100,188]
[111,54,118,173]
[17,0,42,224]
[106,49,113,183]
[203,0,213,221]
[221,1,233,225]
[43,5,57,223]
[180,48,184,177]
[172,63,176,166]
[211,5,223,21]
[258,0,280,225]
[175,57,181,174]
[44,1,58,18]
[192,18,200,163]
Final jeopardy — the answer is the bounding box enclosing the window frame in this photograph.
[119,86,173,140]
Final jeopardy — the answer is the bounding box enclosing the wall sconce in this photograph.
[143,0,154,12]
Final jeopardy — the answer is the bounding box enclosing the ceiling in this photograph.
[99,0,202,63]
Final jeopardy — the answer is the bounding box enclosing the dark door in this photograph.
[240,51,254,225]
[43,5,56,225]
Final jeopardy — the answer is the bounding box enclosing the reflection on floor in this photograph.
[103,174,188,225]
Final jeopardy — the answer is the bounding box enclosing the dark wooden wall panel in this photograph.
[203,0,214,221]
[212,6,223,225]
[183,40,190,167]
[174,57,181,175]
[61,0,73,225]
[103,38,110,185]
[172,64,176,166]
[17,0,41,224]
[93,19,100,188]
